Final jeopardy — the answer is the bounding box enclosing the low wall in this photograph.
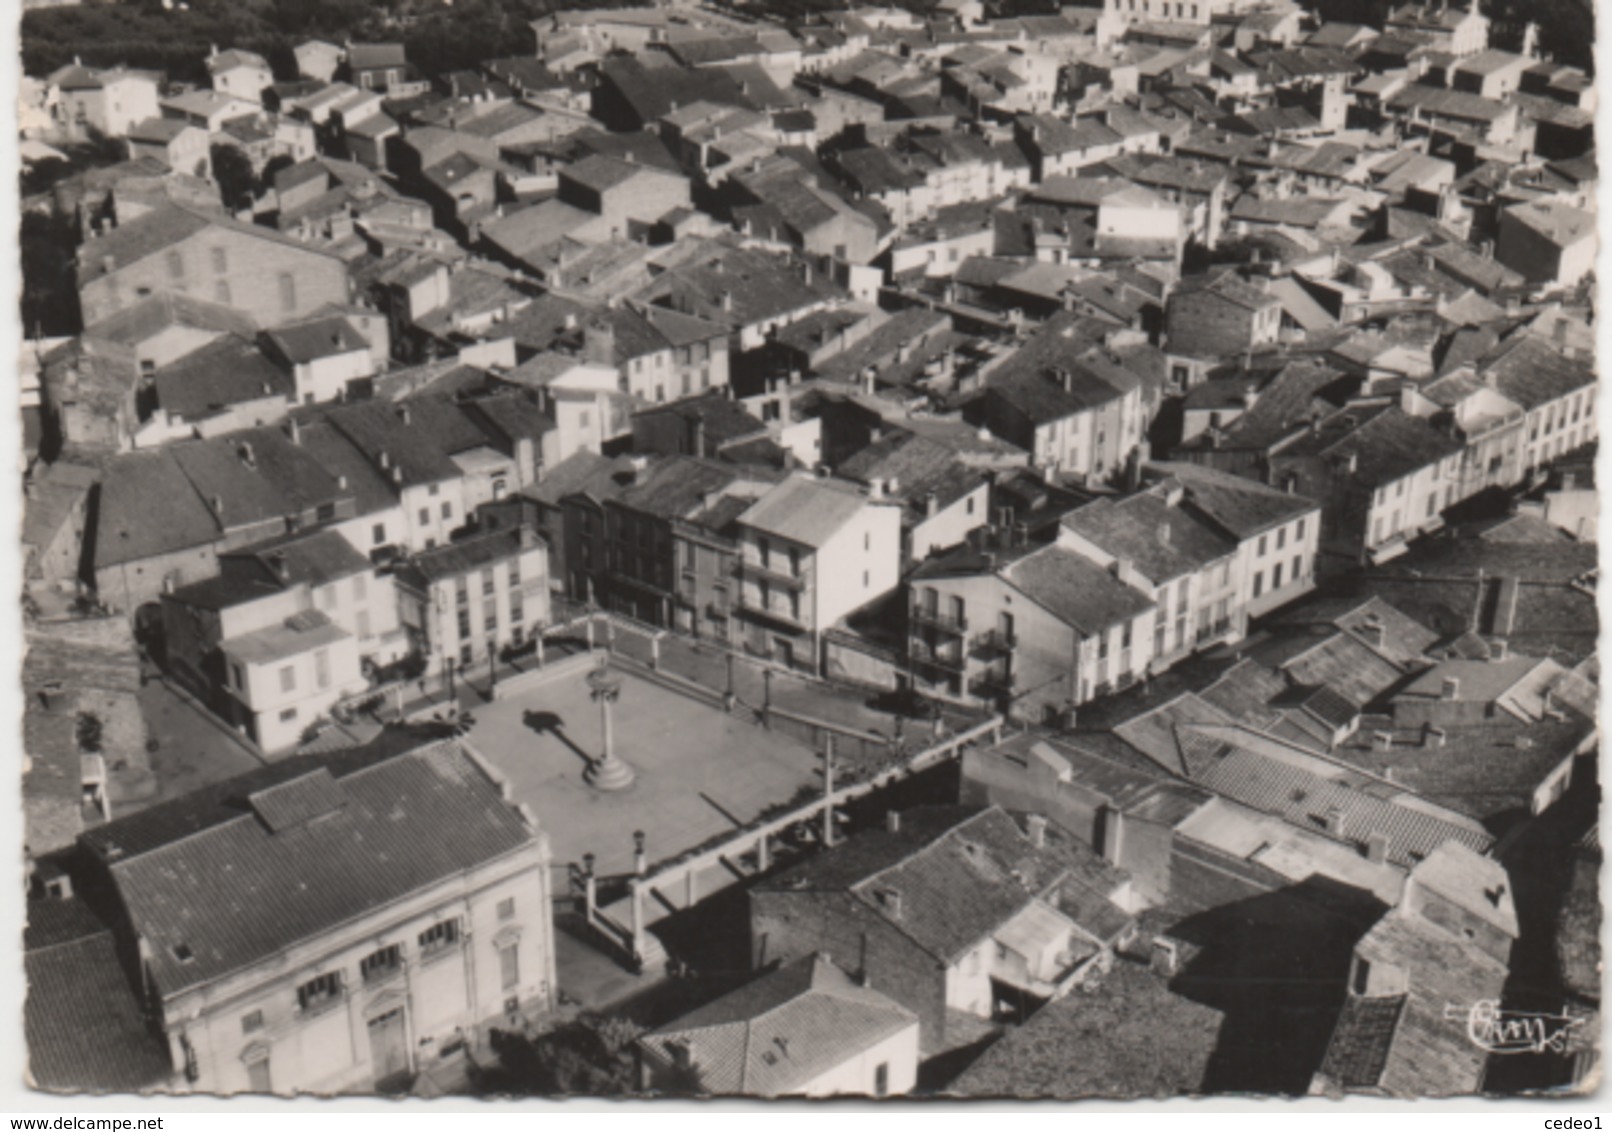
[822,631,903,692]
[491,650,600,700]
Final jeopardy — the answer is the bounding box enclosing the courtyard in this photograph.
[461,661,825,877]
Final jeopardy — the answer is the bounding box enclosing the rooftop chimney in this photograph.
[886,810,901,833]
[1321,807,1346,837]
[1440,676,1460,701]
[1026,813,1048,849]
[1423,724,1446,748]
[1365,831,1390,864]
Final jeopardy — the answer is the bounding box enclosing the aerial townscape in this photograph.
[14,0,1600,1102]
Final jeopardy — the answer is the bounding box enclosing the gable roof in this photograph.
[88,741,535,998]
[640,954,917,1095]
[25,908,175,1093]
[92,449,221,569]
[154,334,292,420]
[756,806,1123,963]
[737,474,871,548]
[1061,490,1235,584]
[263,315,369,365]
[76,203,342,286]
[1002,544,1156,636]
[1148,460,1319,539]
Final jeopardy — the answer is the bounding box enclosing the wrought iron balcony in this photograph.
[910,640,966,672]
[737,559,808,590]
[970,627,1016,656]
[969,670,1015,699]
[911,604,968,635]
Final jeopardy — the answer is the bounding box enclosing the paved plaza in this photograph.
[463,664,824,876]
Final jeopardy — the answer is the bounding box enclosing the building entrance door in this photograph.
[367,1007,410,1087]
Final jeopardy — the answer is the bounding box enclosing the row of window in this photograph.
[1250,554,1307,599]
[165,246,232,280]
[267,899,519,1032]
[454,594,525,642]
[419,501,454,527]
[1254,517,1306,560]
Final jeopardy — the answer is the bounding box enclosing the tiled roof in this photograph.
[396,528,534,587]
[167,427,347,530]
[76,203,341,285]
[634,391,766,448]
[154,334,291,420]
[94,741,537,997]
[640,954,917,1095]
[1192,742,1492,868]
[1476,333,1594,412]
[1061,490,1235,584]
[1003,544,1156,636]
[25,910,174,1093]
[324,396,494,488]
[760,806,1124,964]
[264,315,368,365]
[1112,692,1237,777]
[528,449,637,506]
[1333,715,1589,821]
[598,57,760,124]
[290,417,397,520]
[225,608,348,665]
[617,456,755,520]
[837,431,985,520]
[92,449,221,569]
[1256,630,1404,708]
[85,290,257,345]
[948,957,1223,1098]
[737,475,871,548]
[1149,460,1319,539]
[1319,993,1406,1088]
[984,315,1133,425]
[1346,904,1509,1095]
[1199,659,1289,728]
[1279,404,1463,489]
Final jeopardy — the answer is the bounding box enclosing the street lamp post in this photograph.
[585,661,636,791]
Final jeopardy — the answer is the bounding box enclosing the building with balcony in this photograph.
[1058,480,1243,672]
[732,474,903,673]
[906,534,1156,723]
[1138,462,1322,621]
[160,528,406,754]
[394,527,552,679]
[44,740,556,1095]
[1264,403,1463,568]
[219,609,368,754]
[589,456,780,638]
